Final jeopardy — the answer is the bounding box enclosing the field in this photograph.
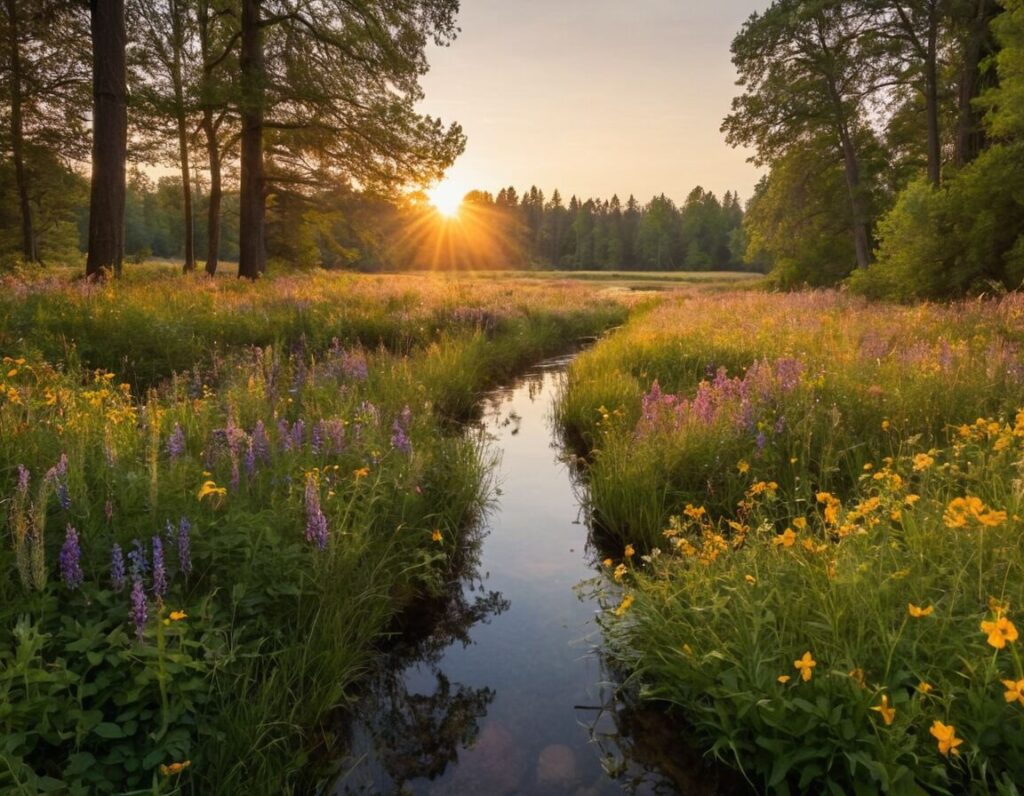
[0,268,632,793]
[559,290,1024,793]
[5,269,1024,794]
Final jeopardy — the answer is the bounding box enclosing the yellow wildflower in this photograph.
[613,593,634,617]
[871,694,896,726]
[792,517,808,531]
[981,616,1019,649]
[737,459,750,475]
[159,760,192,776]
[431,529,443,543]
[918,681,934,694]
[772,528,797,548]
[849,668,865,688]
[908,603,934,618]
[197,480,226,502]
[602,558,613,568]
[624,544,635,558]
[929,721,963,756]
[777,675,791,684]
[882,419,891,431]
[912,453,935,471]
[353,467,370,479]
[794,651,816,682]
[1002,678,1024,706]
[169,610,187,622]
[745,574,756,585]
[613,563,627,581]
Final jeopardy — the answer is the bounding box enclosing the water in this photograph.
[330,355,713,795]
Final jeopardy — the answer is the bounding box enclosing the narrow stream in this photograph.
[330,355,689,795]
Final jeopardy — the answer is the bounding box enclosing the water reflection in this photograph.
[328,357,723,795]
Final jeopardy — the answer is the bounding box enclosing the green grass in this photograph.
[561,289,1024,793]
[0,268,632,794]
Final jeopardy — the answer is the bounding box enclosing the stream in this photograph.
[329,355,715,795]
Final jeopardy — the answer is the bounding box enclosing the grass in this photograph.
[559,289,1024,793]
[0,267,633,794]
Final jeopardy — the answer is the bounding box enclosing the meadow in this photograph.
[559,290,1024,793]
[0,267,632,794]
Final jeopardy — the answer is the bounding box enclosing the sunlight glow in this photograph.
[426,180,467,218]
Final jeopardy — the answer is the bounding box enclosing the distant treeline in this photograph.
[0,160,749,272]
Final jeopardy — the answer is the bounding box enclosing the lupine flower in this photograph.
[251,420,271,462]
[291,419,305,450]
[46,453,70,510]
[342,350,368,381]
[16,464,29,494]
[130,576,148,640]
[278,419,293,452]
[304,473,329,551]
[152,537,167,598]
[167,423,186,459]
[128,538,148,578]
[110,543,126,591]
[177,517,192,576]
[391,406,413,455]
[59,524,83,590]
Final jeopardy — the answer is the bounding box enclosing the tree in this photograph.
[234,0,465,279]
[724,0,879,270]
[0,0,88,263]
[86,0,128,278]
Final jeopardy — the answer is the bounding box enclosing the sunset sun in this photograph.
[426,180,466,218]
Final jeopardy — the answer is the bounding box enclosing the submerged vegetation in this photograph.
[561,290,1024,792]
[0,269,629,793]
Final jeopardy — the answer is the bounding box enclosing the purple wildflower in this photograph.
[59,524,83,590]
[304,474,329,551]
[46,453,70,510]
[291,419,305,450]
[167,423,186,459]
[278,419,293,452]
[110,543,126,591]
[755,431,767,450]
[178,517,192,577]
[152,536,167,598]
[391,406,413,455]
[16,465,29,495]
[342,350,368,381]
[130,576,148,640]
[128,538,148,578]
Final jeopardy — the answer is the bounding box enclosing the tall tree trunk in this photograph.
[170,0,195,273]
[238,0,265,280]
[86,0,127,278]
[925,12,941,186]
[955,0,995,167]
[6,0,36,263]
[202,110,222,276]
[838,124,872,270]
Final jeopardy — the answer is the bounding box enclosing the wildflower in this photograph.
[1002,679,1024,706]
[431,529,443,543]
[772,528,797,548]
[792,517,808,530]
[737,459,750,475]
[777,675,791,684]
[882,419,891,431]
[602,558,613,568]
[871,694,896,726]
[981,615,1019,649]
[177,518,192,576]
[391,406,413,455]
[197,480,226,502]
[16,464,29,494]
[353,467,370,479]
[46,453,70,510]
[745,574,756,585]
[912,453,935,471]
[614,593,634,616]
[613,563,627,581]
[152,537,167,598]
[130,576,148,640]
[128,538,148,578]
[167,423,186,459]
[849,668,865,688]
[908,603,934,618]
[169,610,187,622]
[944,496,1007,529]
[110,543,126,591]
[59,525,83,590]
[251,420,271,463]
[159,760,191,776]
[929,720,963,756]
[624,544,635,558]
[304,473,329,551]
[918,681,934,694]
[794,651,816,682]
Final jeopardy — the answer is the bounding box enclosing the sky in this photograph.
[418,0,767,208]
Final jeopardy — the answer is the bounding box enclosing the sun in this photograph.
[426,180,466,218]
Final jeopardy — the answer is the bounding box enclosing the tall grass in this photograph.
[561,290,1024,792]
[0,268,631,793]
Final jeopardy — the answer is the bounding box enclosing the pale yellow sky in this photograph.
[419,0,766,206]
